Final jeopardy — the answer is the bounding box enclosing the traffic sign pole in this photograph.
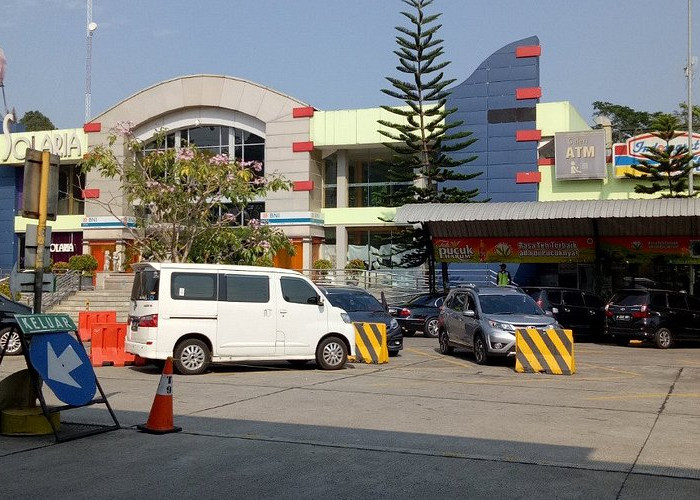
[33,150,51,313]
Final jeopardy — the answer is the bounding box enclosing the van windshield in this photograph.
[131,269,160,301]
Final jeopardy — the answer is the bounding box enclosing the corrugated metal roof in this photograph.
[393,199,700,238]
[393,199,700,223]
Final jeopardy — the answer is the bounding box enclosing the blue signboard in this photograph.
[29,333,96,406]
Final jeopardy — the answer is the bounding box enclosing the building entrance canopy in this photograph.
[394,199,700,264]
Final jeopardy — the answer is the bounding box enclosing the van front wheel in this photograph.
[316,336,347,370]
[174,339,210,375]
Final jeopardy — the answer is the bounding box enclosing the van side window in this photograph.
[280,277,317,305]
[223,275,269,303]
[171,273,217,301]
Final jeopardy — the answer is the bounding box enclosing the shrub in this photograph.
[312,258,334,282]
[313,259,333,271]
[68,254,98,275]
[52,261,70,273]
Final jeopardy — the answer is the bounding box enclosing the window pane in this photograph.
[225,275,269,303]
[188,126,220,147]
[584,294,604,308]
[243,144,264,162]
[242,131,264,144]
[280,277,317,304]
[324,157,337,184]
[649,293,666,308]
[668,293,687,309]
[171,273,217,300]
[324,187,337,208]
[562,291,584,306]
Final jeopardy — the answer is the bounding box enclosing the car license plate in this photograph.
[616,314,631,321]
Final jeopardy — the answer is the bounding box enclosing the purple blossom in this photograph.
[209,154,230,166]
[248,218,261,229]
[258,240,271,251]
[176,148,195,162]
[242,160,263,172]
[252,177,267,186]
[114,121,134,138]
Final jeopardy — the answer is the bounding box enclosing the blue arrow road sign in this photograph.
[29,333,96,406]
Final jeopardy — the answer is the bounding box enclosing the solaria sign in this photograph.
[1,128,88,164]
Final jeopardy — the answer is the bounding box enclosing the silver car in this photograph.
[437,285,558,365]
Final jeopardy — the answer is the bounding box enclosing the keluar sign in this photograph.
[433,237,596,263]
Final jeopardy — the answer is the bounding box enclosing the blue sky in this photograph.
[1,0,698,128]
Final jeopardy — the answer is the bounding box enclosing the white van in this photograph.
[126,263,356,374]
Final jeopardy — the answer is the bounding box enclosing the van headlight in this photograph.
[390,318,399,330]
[341,313,352,324]
[488,320,515,331]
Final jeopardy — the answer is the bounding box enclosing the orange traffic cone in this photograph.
[137,357,182,434]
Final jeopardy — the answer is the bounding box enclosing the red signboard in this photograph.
[433,237,596,263]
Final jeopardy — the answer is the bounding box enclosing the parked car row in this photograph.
[393,283,700,363]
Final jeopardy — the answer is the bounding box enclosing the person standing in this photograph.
[497,263,512,286]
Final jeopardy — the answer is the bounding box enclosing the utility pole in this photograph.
[32,151,51,313]
[689,0,695,195]
[85,0,97,123]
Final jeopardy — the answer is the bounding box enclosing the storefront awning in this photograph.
[393,199,700,238]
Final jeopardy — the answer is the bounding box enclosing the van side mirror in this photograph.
[308,295,324,306]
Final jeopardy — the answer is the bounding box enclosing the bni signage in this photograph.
[554,130,607,180]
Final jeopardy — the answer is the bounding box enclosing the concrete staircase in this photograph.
[46,272,133,324]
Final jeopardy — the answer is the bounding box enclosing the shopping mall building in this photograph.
[3,36,700,294]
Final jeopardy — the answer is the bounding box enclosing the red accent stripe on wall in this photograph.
[516,45,542,58]
[83,122,101,133]
[292,141,314,153]
[515,87,542,100]
[82,189,100,199]
[293,107,315,118]
[516,130,542,142]
[614,144,627,155]
[537,158,555,166]
[293,180,314,191]
[516,172,542,184]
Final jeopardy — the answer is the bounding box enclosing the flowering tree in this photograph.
[81,123,294,264]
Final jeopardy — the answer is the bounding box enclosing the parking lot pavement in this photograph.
[1,337,699,498]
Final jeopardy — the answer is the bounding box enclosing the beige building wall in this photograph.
[84,75,321,258]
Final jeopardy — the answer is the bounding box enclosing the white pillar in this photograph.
[336,225,348,267]
[302,237,313,270]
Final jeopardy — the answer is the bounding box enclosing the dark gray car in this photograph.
[319,285,403,356]
[438,285,558,365]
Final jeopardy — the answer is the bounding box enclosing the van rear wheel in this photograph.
[316,336,347,370]
[174,339,210,375]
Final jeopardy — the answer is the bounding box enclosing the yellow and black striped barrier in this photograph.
[353,322,388,364]
[515,327,575,375]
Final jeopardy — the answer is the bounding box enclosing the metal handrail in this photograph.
[300,267,498,304]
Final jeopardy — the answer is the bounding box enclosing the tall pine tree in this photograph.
[379,0,481,205]
[378,0,482,290]
[626,114,697,198]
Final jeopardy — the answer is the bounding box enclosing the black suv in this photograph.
[604,288,700,348]
[0,293,32,355]
[523,287,605,338]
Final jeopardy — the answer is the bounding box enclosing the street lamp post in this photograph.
[689,0,695,195]
[85,1,97,124]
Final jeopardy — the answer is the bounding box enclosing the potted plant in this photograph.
[312,258,333,283]
[68,254,99,290]
[344,258,366,285]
